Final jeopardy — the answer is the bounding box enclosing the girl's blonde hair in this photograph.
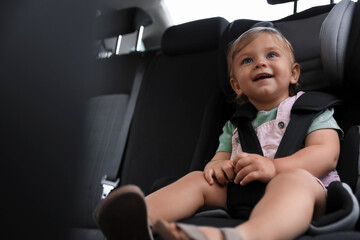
[227,27,299,103]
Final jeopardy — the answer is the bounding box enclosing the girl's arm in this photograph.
[233,128,339,185]
[273,128,339,177]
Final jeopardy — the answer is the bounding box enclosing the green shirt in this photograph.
[217,108,342,153]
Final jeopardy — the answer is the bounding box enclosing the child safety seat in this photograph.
[179,0,360,238]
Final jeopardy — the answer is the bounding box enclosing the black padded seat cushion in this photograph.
[311,182,355,228]
[120,17,229,195]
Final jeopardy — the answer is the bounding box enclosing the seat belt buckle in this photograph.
[101,175,120,199]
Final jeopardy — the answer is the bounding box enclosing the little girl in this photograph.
[95,27,342,240]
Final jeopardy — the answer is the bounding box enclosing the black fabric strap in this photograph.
[229,92,341,158]
[227,102,265,219]
[102,55,148,193]
[226,92,341,219]
[230,102,263,156]
[275,92,341,158]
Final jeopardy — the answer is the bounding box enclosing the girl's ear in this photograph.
[290,62,301,84]
[230,77,242,95]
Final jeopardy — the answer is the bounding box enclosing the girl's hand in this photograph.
[233,152,276,185]
[204,158,235,186]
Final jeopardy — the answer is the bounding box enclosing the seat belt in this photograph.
[226,92,341,219]
[230,91,341,158]
[275,91,341,158]
[100,54,148,199]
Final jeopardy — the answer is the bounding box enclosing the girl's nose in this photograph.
[255,60,267,68]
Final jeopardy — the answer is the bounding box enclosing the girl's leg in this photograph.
[235,168,326,240]
[95,171,227,240]
[146,171,227,224]
[157,169,327,240]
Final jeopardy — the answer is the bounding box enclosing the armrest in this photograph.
[308,182,359,235]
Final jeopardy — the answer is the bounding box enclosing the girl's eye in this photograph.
[242,58,253,64]
[267,53,277,59]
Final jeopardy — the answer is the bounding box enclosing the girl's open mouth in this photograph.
[253,73,273,82]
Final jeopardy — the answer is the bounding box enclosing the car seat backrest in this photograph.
[315,0,359,193]
[274,10,332,91]
[218,0,360,194]
[333,0,360,202]
[318,0,358,133]
[320,0,355,88]
[341,0,360,131]
[214,0,360,231]
[120,17,229,195]
[345,0,360,88]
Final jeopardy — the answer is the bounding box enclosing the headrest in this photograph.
[95,7,153,39]
[161,17,229,56]
[320,0,355,86]
[267,0,295,4]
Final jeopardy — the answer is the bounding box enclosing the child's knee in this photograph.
[269,169,327,217]
[181,171,209,188]
[184,171,227,206]
[184,171,217,188]
[184,171,205,181]
[268,169,320,191]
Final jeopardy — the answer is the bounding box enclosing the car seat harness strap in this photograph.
[226,91,341,219]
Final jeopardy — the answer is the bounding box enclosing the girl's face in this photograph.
[230,33,300,111]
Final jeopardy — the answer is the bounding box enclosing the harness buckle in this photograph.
[101,175,120,199]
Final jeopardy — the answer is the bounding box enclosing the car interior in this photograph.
[69,0,360,239]
[2,0,360,239]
